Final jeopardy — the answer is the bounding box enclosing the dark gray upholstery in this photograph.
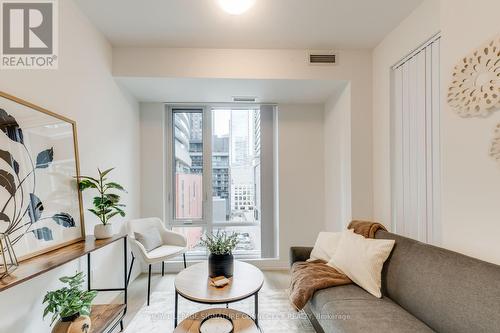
[290,246,313,265]
[309,285,434,333]
[375,230,500,333]
[291,231,500,333]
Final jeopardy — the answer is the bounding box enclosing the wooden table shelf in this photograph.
[0,235,126,292]
[0,235,129,333]
[90,304,127,333]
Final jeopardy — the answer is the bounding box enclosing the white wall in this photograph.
[277,104,325,263]
[324,84,352,231]
[372,0,500,264]
[0,1,141,332]
[439,0,500,264]
[139,103,166,222]
[372,0,441,226]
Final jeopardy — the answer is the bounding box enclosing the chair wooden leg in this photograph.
[147,264,152,306]
[183,253,187,268]
[162,261,165,276]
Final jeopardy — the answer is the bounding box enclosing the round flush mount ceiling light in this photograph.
[217,0,256,15]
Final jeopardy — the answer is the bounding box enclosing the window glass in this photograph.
[173,111,203,220]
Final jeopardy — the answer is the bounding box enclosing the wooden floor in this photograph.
[119,269,291,331]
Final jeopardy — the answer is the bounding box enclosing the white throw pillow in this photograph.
[327,229,395,298]
[308,231,342,262]
[134,228,163,252]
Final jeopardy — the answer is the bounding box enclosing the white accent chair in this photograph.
[126,217,187,306]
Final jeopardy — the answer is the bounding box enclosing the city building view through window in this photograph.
[171,108,261,257]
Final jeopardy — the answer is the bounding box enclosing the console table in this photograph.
[0,234,128,333]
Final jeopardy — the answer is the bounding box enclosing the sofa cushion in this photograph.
[309,284,374,312]
[376,230,500,333]
[309,231,342,262]
[308,284,435,333]
[328,229,395,297]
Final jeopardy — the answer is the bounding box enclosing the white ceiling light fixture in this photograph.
[217,0,256,15]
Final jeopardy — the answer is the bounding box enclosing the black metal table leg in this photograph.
[147,264,152,306]
[254,292,259,326]
[123,237,128,315]
[87,253,91,290]
[84,236,129,333]
[127,252,135,287]
[174,290,179,327]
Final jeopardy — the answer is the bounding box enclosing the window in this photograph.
[172,110,203,220]
[392,34,440,244]
[167,106,276,258]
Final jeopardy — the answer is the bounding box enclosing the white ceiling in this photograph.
[116,77,346,104]
[75,0,423,49]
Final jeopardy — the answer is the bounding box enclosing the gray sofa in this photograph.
[290,230,500,333]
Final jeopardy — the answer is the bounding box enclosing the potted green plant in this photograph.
[43,272,97,333]
[200,231,239,278]
[76,168,126,239]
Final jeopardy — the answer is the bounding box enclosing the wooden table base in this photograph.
[174,308,261,333]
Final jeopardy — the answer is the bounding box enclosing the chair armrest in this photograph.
[290,247,313,266]
[160,228,187,247]
[129,238,150,262]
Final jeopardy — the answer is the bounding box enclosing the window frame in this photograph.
[165,104,275,259]
[167,106,211,226]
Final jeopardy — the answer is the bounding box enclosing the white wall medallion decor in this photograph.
[447,35,500,118]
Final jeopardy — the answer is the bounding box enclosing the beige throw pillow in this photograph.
[308,231,342,262]
[327,229,395,298]
[134,228,163,252]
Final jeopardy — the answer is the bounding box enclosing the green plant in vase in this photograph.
[43,272,97,332]
[76,168,126,239]
[200,231,239,278]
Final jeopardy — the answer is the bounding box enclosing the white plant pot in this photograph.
[94,224,114,239]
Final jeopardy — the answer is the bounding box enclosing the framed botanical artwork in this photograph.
[0,91,85,261]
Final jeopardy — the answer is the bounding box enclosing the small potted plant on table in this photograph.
[43,272,97,333]
[200,231,239,278]
[76,168,126,239]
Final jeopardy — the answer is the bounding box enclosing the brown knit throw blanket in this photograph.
[289,221,387,310]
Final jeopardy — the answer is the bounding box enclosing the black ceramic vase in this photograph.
[208,253,234,278]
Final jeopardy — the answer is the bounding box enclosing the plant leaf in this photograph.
[36,147,54,169]
[0,212,10,223]
[105,211,120,220]
[113,206,125,217]
[78,179,97,191]
[0,109,24,144]
[105,182,126,192]
[75,175,100,183]
[28,193,44,223]
[52,213,76,228]
[0,149,20,175]
[0,169,16,196]
[99,168,114,178]
[32,227,53,241]
[88,208,101,217]
[105,193,120,203]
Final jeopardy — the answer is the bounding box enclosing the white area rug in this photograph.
[124,289,315,333]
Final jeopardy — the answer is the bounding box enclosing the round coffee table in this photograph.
[173,308,261,333]
[174,260,264,328]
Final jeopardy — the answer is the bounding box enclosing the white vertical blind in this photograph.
[392,36,440,243]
